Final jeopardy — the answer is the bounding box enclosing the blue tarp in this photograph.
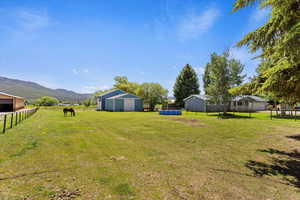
[159,110,182,115]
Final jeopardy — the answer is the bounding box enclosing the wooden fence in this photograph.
[0,108,39,134]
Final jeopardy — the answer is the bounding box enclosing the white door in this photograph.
[124,99,135,111]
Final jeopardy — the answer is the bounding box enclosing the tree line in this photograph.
[173,52,245,108]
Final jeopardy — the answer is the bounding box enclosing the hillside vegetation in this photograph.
[0,76,90,102]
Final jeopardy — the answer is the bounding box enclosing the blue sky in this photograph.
[0,0,269,94]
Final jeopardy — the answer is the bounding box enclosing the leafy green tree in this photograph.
[173,64,200,107]
[205,53,232,107]
[203,63,212,95]
[233,0,300,104]
[137,83,168,111]
[114,76,140,94]
[36,96,59,106]
[229,59,246,87]
[110,76,169,111]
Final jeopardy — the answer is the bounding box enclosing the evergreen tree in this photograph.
[233,0,300,104]
[173,64,200,107]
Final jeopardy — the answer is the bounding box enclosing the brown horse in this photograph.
[63,108,76,117]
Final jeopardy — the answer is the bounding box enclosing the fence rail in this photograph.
[0,108,39,134]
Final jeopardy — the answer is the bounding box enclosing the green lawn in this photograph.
[0,109,300,199]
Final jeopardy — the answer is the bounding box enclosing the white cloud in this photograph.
[250,8,270,23]
[194,67,205,76]
[72,68,89,75]
[177,7,221,41]
[72,69,79,75]
[229,47,261,77]
[16,10,50,32]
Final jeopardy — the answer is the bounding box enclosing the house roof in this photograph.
[0,91,24,99]
[233,95,267,102]
[184,94,267,102]
[183,95,209,101]
[107,93,141,99]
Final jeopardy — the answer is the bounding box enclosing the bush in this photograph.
[36,96,59,106]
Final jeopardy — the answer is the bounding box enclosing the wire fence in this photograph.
[0,108,39,134]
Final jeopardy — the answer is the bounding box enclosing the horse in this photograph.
[63,108,76,117]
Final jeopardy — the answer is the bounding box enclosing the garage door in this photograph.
[124,99,135,111]
[0,99,13,112]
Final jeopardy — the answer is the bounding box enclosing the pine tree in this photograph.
[173,64,200,107]
[233,0,300,104]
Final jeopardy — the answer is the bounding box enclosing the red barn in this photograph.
[0,92,25,112]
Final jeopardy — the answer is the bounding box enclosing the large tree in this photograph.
[205,53,232,106]
[113,76,140,94]
[137,83,168,111]
[204,53,245,96]
[229,59,246,87]
[233,0,300,104]
[173,64,200,107]
[203,63,212,95]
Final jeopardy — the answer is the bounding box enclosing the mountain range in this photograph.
[0,76,90,102]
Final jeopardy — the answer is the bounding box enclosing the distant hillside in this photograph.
[0,76,90,102]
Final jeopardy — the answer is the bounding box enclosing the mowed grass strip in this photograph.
[0,109,300,199]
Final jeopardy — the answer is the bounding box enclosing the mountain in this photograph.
[0,76,91,102]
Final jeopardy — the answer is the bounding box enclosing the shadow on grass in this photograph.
[206,113,254,119]
[287,135,300,141]
[245,148,300,188]
[272,115,300,120]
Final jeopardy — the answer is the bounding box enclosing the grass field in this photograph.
[0,109,300,199]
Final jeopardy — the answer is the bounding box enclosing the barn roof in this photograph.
[0,91,24,99]
[107,93,141,99]
[97,89,125,97]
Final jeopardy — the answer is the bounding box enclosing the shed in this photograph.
[184,95,227,112]
[231,96,268,112]
[105,93,143,112]
[0,92,25,112]
[183,95,207,112]
[96,89,126,111]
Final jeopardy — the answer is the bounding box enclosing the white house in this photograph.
[184,95,268,112]
[230,96,268,112]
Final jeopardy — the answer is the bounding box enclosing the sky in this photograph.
[0,0,270,95]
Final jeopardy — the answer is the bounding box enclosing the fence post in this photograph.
[15,112,18,125]
[3,115,7,133]
[10,113,13,129]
